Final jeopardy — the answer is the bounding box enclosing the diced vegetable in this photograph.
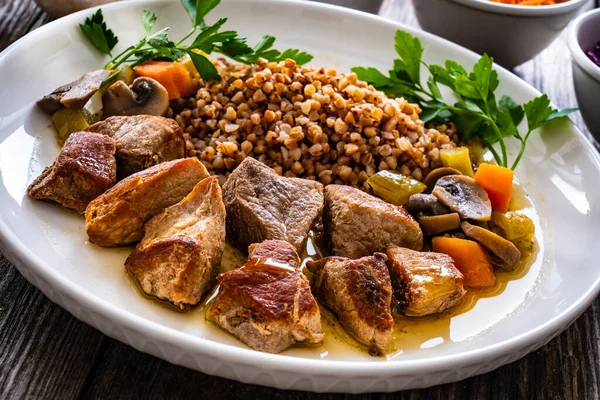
[367,170,427,206]
[432,237,496,288]
[51,108,90,143]
[134,61,196,100]
[474,163,514,212]
[490,211,535,241]
[114,64,136,85]
[181,55,200,78]
[440,147,474,177]
[418,213,460,236]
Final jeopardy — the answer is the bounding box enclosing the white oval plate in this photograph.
[0,0,599,393]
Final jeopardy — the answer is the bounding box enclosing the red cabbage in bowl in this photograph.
[586,42,600,67]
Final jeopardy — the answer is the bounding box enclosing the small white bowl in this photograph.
[413,0,588,67]
[568,8,600,138]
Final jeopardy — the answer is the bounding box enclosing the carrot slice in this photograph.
[432,237,496,288]
[474,163,514,213]
[134,61,195,100]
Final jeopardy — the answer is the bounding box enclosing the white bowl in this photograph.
[413,0,588,67]
[568,8,600,138]
[1,0,600,393]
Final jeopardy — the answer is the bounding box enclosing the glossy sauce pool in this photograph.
[128,181,542,360]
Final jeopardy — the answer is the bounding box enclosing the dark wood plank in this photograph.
[0,0,598,399]
[0,254,107,399]
[79,338,373,400]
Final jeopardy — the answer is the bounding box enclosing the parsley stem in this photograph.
[490,122,508,167]
[483,101,508,167]
[111,41,147,70]
[510,130,532,170]
[177,28,197,46]
[485,141,503,166]
[104,45,135,69]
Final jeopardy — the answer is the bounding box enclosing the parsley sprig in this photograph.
[80,1,313,83]
[79,9,119,57]
[352,30,576,170]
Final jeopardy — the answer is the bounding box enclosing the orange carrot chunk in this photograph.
[474,163,514,213]
[432,237,496,288]
[134,61,196,100]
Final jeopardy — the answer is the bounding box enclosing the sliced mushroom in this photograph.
[461,221,521,270]
[432,175,492,221]
[102,77,170,118]
[418,213,461,236]
[37,70,111,114]
[406,193,450,215]
[423,167,462,191]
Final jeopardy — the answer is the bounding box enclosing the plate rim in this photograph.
[1,0,599,379]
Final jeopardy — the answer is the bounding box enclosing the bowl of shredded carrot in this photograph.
[413,0,587,67]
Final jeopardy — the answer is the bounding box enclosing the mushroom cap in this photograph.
[418,213,461,236]
[432,175,492,221]
[423,167,462,192]
[102,77,169,118]
[406,193,450,215]
[36,69,111,114]
[461,221,521,270]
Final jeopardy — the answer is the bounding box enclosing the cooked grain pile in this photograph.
[172,58,458,190]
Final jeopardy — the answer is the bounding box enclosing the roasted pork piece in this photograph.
[386,246,466,317]
[222,157,324,254]
[86,115,185,179]
[85,158,209,247]
[28,131,116,213]
[307,253,394,355]
[207,240,324,353]
[323,185,423,259]
[126,176,225,309]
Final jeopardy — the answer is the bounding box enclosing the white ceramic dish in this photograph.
[413,0,587,67]
[0,0,599,393]
[568,8,600,138]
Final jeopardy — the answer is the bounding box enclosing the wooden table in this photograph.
[1,0,599,398]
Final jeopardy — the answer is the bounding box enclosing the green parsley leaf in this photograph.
[195,0,221,27]
[470,54,495,99]
[188,18,236,52]
[142,10,157,35]
[524,94,554,131]
[180,0,221,28]
[273,49,313,65]
[428,64,455,89]
[187,51,221,81]
[80,9,119,56]
[146,27,173,48]
[451,107,487,140]
[393,30,423,84]
[426,77,443,101]
[546,107,578,122]
[351,67,394,87]
[180,0,198,26]
[218,37,253,57]
[499,95,524,127]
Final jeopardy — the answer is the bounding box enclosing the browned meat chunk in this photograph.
[222,157,324,254]
[86,115,185,179]
[307,253,394,355]
[85,158,209,247]
[386,246,466,317]
[27,131,116,213]
[126,176,225,309]
[323,185,423,259]
[207,240,324,353]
